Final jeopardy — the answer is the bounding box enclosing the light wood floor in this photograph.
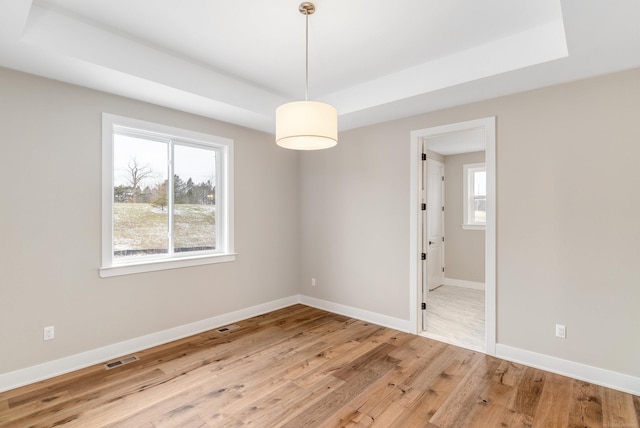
[1,305,638,427]
[424,285,485,352]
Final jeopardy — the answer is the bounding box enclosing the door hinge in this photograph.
[421,302,426,310]
[442,267,445,273]
[442,206,445,212]
[421,153,427,161]
[421,253,426,261]
[442,236,445,242]
[442,176,445,181]
[421,203,426,211]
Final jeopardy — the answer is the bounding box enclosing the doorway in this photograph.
[424,146,485,351]
[409,117,496,355]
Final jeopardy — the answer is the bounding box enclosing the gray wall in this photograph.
[444,151,486,284]
[2,65,640,381]
[0,67,300,374]
[299,68,640,377]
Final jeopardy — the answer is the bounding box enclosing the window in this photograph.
[463,163,486,230]
[100,114,234,277]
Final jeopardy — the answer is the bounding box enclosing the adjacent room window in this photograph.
[100,114,234,277]
[463,163,486,230]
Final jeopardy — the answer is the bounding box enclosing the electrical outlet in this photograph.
[44,326,55,341]
[311,277,316,286]
[555,324,566,339]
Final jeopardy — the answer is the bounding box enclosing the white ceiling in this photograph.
[426,128,486,156]
[1,0,639,134]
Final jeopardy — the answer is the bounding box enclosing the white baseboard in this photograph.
[5,296,638,397]
[496,344,640,396]
[0,295,300,393]
[444,278,485,290]
[299,295,413,333]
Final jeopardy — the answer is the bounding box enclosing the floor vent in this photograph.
[104,355,139,370]
[217,324,240,333]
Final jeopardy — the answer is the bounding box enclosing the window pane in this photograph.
[474,196,486,223]
[113,134,169,259]
[471,169,486,225]
[173,144,217,253]
[473,170,486,197]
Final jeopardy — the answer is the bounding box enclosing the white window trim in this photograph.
[100,113,235,278]
[463,162,486,230]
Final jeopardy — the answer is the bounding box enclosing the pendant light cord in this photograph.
[305,9,309,101]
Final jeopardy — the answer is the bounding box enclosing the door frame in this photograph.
[409,117,496,355]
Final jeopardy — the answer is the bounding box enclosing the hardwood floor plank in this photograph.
[225,376,341,427]
[568,379,604,427]
[205,344,330,418]
[105,334,331,426]
[387,351,483,427]
[601,386,640,428]
[1,304,638,427]
[427,355,504,426]
[370,387,425,427]
[78,326,320,425]
[1,367,168,428]
[317,338,446,427]
[281,343,400,427]
[400,345,473,393]
[512,366,545,418]
[492,359,527,387]
[317,357,416,427]
[533,372,572,427]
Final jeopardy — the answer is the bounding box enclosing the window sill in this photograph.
[99,253,237,278]
[462,224,486,231]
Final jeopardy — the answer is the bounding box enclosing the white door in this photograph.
[427,158,445,290]
[422,157,445,330]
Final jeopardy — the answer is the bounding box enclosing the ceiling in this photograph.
[426,128,486,156]
[1,0,639,134]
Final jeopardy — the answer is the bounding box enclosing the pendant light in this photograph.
[276,2,338,150]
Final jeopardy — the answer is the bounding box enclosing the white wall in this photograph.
[444,151,485,284]
[0,67,300,374]
[299,68,640,379]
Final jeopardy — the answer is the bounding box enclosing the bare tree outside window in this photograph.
[123,157,155,203]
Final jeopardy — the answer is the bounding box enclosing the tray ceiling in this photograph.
[1,0,639,133]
